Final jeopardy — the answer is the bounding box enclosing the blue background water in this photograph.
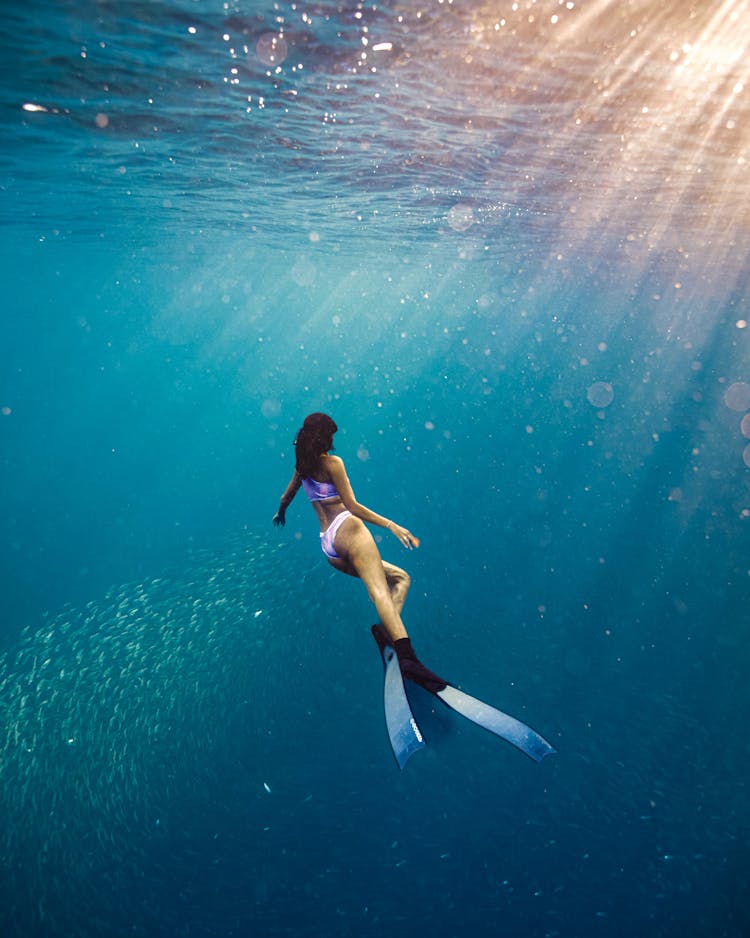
[1,1,749,935]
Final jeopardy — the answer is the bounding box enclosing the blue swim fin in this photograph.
[372,624,555,764]
[372,626,425,769]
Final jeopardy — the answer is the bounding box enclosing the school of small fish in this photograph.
[0,531,312,935]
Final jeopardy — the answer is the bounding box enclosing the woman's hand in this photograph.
[273,508,286,527]
[388,521,420,550]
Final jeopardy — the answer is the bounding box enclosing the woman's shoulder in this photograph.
[320,453,345,475]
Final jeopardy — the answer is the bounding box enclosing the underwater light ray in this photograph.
[449,0,750,280]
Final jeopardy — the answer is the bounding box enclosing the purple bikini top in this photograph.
[301,477,340,502]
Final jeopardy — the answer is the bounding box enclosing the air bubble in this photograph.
[256,33,288,67]
[724,382,750,412]
[586,382,614,408]
[447,204,474,232]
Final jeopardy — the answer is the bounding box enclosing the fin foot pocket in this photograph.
[398,656,448,696]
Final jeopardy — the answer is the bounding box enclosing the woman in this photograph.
[273,412,444,690]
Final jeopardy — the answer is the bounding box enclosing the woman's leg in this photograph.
[382,560,411,615]
[328,519,445,691]
[330,519,409,641]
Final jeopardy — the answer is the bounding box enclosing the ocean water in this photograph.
[1,0,749,935]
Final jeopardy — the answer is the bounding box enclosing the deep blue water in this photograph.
[1,1,749,935]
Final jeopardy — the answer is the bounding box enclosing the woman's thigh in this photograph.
[327,540,407,593]
[333,517,389,585]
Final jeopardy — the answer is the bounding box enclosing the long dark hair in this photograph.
[294,412,338,478]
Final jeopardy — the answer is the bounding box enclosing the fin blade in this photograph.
[437,685,555,763]
[383,645,426,769]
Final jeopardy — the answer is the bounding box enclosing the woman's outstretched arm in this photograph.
[324,455,419,550]
[273,471,302,526]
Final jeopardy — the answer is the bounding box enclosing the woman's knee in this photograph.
[387,565,410,590]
